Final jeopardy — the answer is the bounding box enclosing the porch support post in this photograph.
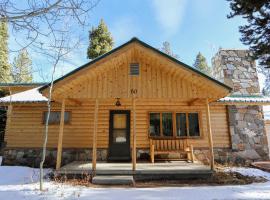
[132,96,136,171]
[205,98,215,170]
[56,99,66,170]
[92,98,99,173]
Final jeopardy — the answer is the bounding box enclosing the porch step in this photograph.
[92,175,134,185]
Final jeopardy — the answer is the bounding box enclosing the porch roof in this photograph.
[0,87,48,104]
[215,95,270,105]
[2,88,270,105]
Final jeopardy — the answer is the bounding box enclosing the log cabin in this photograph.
[0,38,269,174]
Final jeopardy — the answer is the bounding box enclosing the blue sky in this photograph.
[9,0,248,82]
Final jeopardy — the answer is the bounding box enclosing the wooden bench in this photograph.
[149,138,194,163]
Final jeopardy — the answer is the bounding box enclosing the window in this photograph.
[149,113,160,136]
[113,114,127,143]
[130,63,140,75]
[149,112,200,138]
[162,113,173,136]
[176,113,187,136]
[43,111,71,125]
[188,113,200,136]
[149,112,173,137]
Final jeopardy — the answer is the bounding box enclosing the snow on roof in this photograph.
[0,87,48,104]
[217,95,270,103]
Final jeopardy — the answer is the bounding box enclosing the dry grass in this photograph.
[52,167,267,188]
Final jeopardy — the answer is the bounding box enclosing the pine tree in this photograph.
[0,20,12,83]
[87,19,114,59]
[227,0,270,67]
[193,52,212,75]
[160,41,179,59]
[12,49,33,83]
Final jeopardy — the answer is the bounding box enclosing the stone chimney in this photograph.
[212,49,269,164]
[212,49,260,95]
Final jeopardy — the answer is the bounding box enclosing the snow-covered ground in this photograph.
[0,162,270,200]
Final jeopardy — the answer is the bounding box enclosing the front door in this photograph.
[108,110,131,161]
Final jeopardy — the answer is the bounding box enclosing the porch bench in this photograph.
[149,138,194,163]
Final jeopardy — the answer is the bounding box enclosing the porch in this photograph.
[57,161,212,179]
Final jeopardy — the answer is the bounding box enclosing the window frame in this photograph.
[42,110,72,125]
[148,111,202,139]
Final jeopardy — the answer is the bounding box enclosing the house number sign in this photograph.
[130,89,138,95]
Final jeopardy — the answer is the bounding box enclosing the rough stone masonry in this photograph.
[212,49,269,163]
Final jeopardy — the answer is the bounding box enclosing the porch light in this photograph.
[115,98,121,106]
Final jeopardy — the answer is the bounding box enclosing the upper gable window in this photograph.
[129,63,140,76]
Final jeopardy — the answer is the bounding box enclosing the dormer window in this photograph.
[130,63,140,76]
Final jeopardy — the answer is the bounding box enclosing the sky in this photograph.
[9,0,252,83]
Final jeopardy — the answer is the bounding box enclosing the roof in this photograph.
[216,95,270,104]
[0,87,48,104]
[39,37,232,92]
[2,89,270,105]
[0,82,48,87]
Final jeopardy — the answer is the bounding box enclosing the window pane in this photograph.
[44,111,70,124]
[162,113,173,136]
[113,129,127,143]
[64,112,70,123]
[113,114,126,129]
[188,113,200,136]
[176,113,187,136]
[149,113,160,136]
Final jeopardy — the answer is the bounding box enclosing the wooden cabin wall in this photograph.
[5,100,230,149]
[60,52,223,100]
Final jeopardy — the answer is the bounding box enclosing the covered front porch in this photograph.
[57,161,212,179]
[54,97,216,175]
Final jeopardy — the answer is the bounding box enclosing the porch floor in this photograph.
[57,161,212,179]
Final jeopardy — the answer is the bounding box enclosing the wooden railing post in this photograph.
[205,98,215,170]
[132,96,136,171]
[92,98,99,173]
[56,99,66,170]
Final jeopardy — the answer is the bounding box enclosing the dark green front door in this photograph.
[108,110,131,161]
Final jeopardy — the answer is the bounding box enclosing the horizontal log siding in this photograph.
[5,100,230,148]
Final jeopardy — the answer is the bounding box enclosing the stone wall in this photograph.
[228,105,269,161]
[2,148,151,168]
[212,49,269,163]
[212,49,260,95]
[2,148,107,168]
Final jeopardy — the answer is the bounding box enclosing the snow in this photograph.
[0,165,270,200]
[218,95,270,104]
[226,167,270,180]
[0,87,47,103]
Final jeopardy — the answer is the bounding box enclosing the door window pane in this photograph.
[176,113,187,136]
[113,129,127,143]
[162,113,173,136]
[112,114,127,143]
[188,113,200,136]
[113,114,126,129]
[149,113,160,136]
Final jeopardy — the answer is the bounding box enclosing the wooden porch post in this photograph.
[205,98,215,170]
[92,98,99,173]
[132,96,136,171]
[56,99,66,170]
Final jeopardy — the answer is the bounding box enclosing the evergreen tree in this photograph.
[193,52,212,75]
[0,20,12,83]
[87,19,114,59]
[12,49,33,83]
[160,41,179,59]
[227,0,270,67]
